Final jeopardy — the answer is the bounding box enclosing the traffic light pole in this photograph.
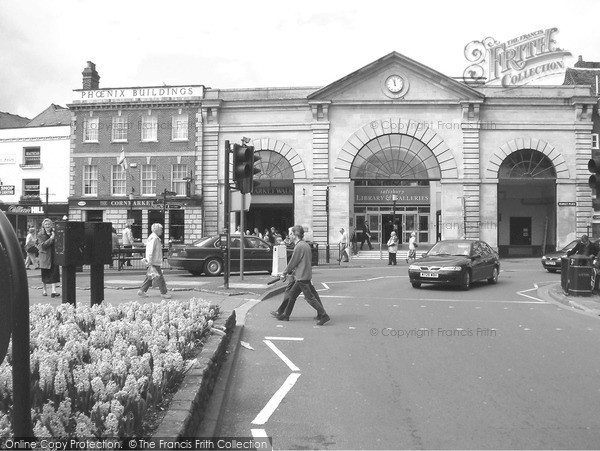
[240,194,245,281]
[223,140,231,289]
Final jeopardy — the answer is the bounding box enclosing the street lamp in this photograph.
[392,194,398,234]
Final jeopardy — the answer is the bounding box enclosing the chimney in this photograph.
[82,61,100,90]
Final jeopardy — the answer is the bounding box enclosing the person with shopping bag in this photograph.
[387,231,398,265]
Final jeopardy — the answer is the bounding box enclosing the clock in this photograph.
[385,75,404,93]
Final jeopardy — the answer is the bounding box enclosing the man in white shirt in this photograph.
[338,228,350,263]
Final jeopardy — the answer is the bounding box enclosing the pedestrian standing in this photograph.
[407,232,418,263]
[277,225,330,325]
[387,231,398,265]
[110,227,120,268]
[350,227,358,256]
[263,228,271,243]
[360,223,373,250]
[37,218,60,297]
[24,227,39,269]
[138,223,171,299]
[254,227,262,239]
[121,223,134,268]
[337,227,350,263]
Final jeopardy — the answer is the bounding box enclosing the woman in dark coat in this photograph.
[38,218,60,297]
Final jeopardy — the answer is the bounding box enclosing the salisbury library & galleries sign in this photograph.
[354,186,430,205]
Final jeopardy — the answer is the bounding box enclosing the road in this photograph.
[213,259,600,449]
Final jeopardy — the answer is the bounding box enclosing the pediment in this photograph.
[308,51,484,103]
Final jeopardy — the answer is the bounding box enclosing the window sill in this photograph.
[112,140,128,144]
[170,139,189,143]
[19,164,42,169]
[140,140,159,143]
[83,141,99,144]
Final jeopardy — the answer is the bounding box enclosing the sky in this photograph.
[1,0,599,119]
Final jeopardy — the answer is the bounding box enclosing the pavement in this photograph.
[537,281,600,317]
[23,257,373,311]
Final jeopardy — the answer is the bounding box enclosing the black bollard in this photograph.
[0,211,32,437]
[90,263,105,306]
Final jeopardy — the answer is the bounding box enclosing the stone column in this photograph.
[200,100,222,237]
[309,101,331,244]
[461,103,482,240]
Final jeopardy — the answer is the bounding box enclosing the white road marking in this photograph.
[264,337,304,341]
[251,373,301,425]
[321,282,330,290]
[250,429,273,450]
[264,340,299,372]
[516,287,547,303]
[319,295,546,304]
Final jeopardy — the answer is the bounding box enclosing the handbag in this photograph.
[26,245,39,256]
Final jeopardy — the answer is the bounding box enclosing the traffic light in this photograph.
[232,144,261,194]
[588,156,600,197]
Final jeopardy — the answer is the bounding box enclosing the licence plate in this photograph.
[420,272,439,278]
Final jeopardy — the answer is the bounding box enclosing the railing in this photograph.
[110,247,171,270]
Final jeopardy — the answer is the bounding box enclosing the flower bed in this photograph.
[0,298,219,438]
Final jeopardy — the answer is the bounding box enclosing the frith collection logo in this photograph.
[463,28,571,86]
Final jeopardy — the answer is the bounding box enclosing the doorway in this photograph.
[510,217,532,245]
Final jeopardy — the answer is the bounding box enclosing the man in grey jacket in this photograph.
[277,225,330,325]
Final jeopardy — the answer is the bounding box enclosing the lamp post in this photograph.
[392,194,398,234]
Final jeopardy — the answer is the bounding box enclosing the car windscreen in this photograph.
[428,242,472,256]
[560,240,580,252]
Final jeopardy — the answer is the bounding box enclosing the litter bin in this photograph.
[309,242,319,266]
[567,255,593,296]
[560,257,569,293]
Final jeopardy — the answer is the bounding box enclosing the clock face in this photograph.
[386,75,404,93]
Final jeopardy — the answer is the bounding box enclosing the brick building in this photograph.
[68,62,203,243]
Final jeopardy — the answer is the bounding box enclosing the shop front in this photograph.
[68,197,202,244]
[0,203,68,246]
[352,184,436,247]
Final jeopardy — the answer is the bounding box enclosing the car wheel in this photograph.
[204,258,223,276]
[488,266,499,284]
[411,282,421,288]
[188,270,202,276]
[460,270,471,290]
[546,269,558,273]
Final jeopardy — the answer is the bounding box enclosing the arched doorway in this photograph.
[351,133,441,247]
[497,149,557,257]
[245,150,294,238]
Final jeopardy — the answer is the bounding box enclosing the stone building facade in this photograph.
[69,53,598,255]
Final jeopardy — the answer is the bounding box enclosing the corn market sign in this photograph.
[463,27,571,86]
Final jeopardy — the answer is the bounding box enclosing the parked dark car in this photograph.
[168,235,290,276]
[541,238,599,273]
[408,240,500,290]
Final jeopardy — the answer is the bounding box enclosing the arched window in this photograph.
[255,150,294,180]
[351,134,441,180]
[498,149,556,179]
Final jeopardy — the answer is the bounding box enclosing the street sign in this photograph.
[166,204,182,209]
[0,185,15,195]
[557,202,576,207]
